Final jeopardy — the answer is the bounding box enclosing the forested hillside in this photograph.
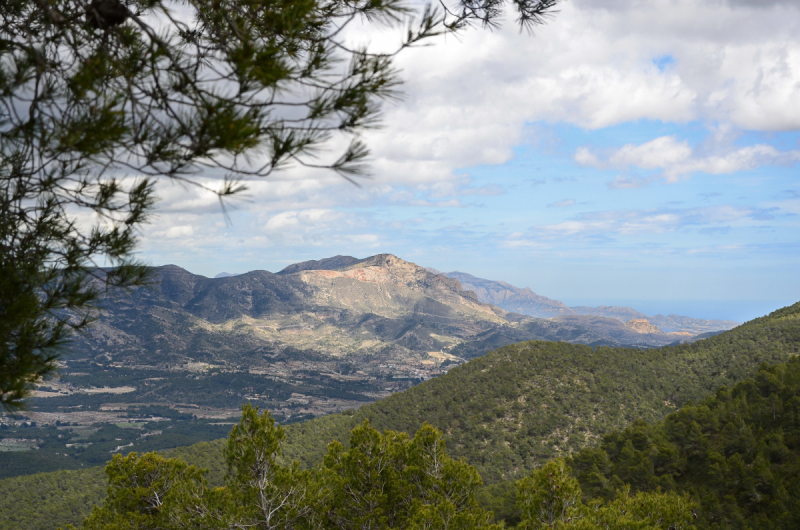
[285,301,800,480]
[567,355,800,529]
[1,302,798,529]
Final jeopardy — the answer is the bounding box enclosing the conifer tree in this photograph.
[321,420,500,529]
[78,406,499,529]
[516,459,697,530]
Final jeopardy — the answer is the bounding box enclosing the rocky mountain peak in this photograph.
[295,254,477,303]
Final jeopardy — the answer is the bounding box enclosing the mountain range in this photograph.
[53,255,736,419]
[443,270,739,333]
[0,249,792,530]
[1,254,741,484]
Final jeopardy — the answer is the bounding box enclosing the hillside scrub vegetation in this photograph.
[1,301,798,529]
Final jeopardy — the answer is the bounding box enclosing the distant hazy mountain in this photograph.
[647,314,739,334]
[438,273,738,334]
[214,272,239,278]
[570,305,647,321]
[570,305,739,334]
[443,271,574,318]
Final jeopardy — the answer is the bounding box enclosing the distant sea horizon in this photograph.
[559,299,798,324]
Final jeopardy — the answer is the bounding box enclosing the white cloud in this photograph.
[530,204,776,239]
[608,137,693,170]
[549,199,576,208]
[163,225,194,239]
[233,0,784,208]
[262,209,342,232]
[133,0,800,271]
[574,148,600,167]
[257,209,383,248]
[577,135,800,182]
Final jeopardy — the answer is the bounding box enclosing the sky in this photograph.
[137,0,800,323]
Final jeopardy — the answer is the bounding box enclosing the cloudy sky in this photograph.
[139,0,800,322]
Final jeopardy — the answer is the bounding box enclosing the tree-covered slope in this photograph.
[568,355,800,529]
[2,302,798,530]
[285,301,800,482]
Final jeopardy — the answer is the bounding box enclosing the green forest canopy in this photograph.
[567,356,800,529]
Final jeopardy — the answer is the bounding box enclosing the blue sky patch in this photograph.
[653,55,675,71]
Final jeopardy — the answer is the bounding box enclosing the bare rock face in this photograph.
[295,254,494,320]
[342,254,479,300]
[625,318,663,334]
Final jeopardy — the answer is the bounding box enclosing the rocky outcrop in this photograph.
[625,319,663,334]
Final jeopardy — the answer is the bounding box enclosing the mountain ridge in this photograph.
[444,271,572,318]
[8,254,712,476]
